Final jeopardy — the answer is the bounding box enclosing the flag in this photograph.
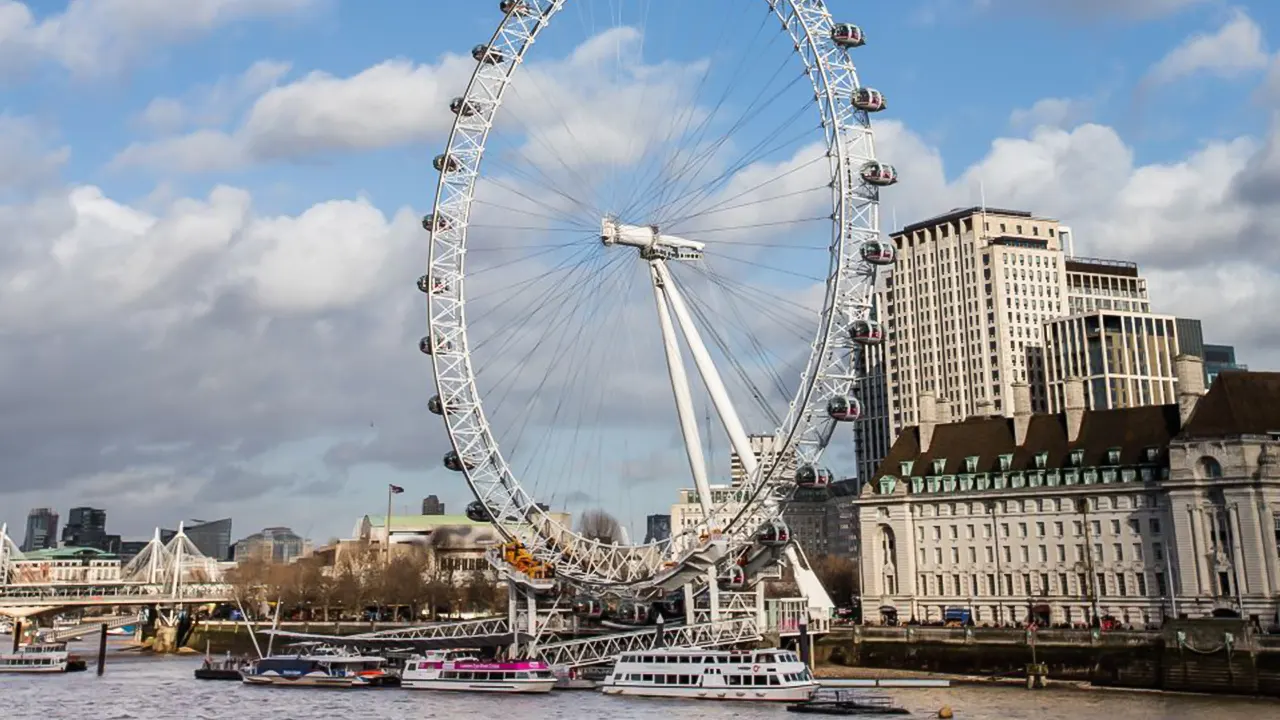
[389,484,404,494]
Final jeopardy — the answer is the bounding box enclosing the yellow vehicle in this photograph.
[502,541,554,579]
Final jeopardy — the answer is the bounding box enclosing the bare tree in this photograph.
[811,554,859,607]
[577,508,623,544]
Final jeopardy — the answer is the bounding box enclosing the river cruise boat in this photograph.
[401,649,556,693]
[602,647,818,701]
[0,642,79,674]
[240,653,391,688]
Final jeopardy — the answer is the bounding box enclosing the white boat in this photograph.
[601,647,819,702]
[0,643,73,674]
[240,653,391,688]
[401,649,556,693]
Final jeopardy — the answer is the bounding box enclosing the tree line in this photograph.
[225,541,504,622]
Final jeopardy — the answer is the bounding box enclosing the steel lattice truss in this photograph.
[536,618,761,668]
[425,0,886,590]
[351,616,514,640]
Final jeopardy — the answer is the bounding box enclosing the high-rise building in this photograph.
[853,290,892,481]
[782,487,830,557]
[185,519,233,561]
[644,514,672,543]
[1064,257,1151,314]
[21,508,59,553]
[1203,344,1246,385]
[730,434,797,487]
[1043,310,1181,411]
[1175,318,1204,361]
[421,495,446,515]
[884,207,1068,438]
[232,526,307,564]
[61,507,108,549]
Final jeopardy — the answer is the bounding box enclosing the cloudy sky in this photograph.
[2,0,1278,548]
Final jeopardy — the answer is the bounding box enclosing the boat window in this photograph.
[769,676,781,686]
[642,673,653,682]
[757,653,774,663]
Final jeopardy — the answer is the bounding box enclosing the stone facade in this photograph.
[855,357,1280,629]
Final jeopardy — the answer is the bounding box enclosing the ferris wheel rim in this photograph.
[424,0,887,592]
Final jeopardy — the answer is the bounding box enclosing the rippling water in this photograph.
[3,644,1276,719]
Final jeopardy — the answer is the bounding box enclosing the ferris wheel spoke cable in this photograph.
[613,7,772,219]
[697,266,819,347]
[698,261,825,317]
[635,14,789,216]
[492,94,612,206]
[668,269,781,428]
[482,150,603,221]
[469,244,608,363]
[659,185,828,231]
[656,106,822,228]
[474,173,598,230]
[643,51,810,221]
[661,154,829,231]
[470,194,590,227]
[506,256,633,504]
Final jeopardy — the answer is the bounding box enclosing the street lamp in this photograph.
[985,500,1004,626]
[1075,497,1101,628]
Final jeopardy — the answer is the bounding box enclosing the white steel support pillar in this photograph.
[652,261,761,481]
[507,582,519,657]
[683,582,696,626]
[707,568,722,624]
[650,260,713,518]
[526,592,538,656]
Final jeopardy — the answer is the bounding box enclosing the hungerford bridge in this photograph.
[0,523,827,667]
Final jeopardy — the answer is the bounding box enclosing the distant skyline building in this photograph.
[233,526,307,564]
[853,289,892,482]
[1175,318,1204,361]
[21,508,59,553]
[1043,310,1181,412]
[730,434,796,488]
[1203,344,1246,385]
[1064,257,1151,315]
[421,495,446,516]
[185,518,233,561]
[644,514,671,543]
[61,507,109,550]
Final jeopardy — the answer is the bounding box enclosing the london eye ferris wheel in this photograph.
[418,0,897,596]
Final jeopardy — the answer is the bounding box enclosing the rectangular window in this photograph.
[933,526,941,540]
[968,547,976,562]
[985,547,994,562]
[987,573,997,595]
[1059,572,1069,594]
[951,547,960,563]
[1054,521,1063,537]
[1132,543,1143,561]
[950,525,959,540]
[1091,520,1102,536]
[1001,523,1010,538]
[1150,518,1162,534]
[1023,574,1032,594]
[1073,521,1083,536]
[1111,519,1121,535]
[1128,519,1141,534]
[1018,523,1028,538]
[1096,572,1107,596]
[1155,572,1167,596]
[1020,546,1029,562]
[1116,574,1127,597]
[1038,546,1048,562]
[1004,573,1014,595]
[1137,573,1147,596]
[1113,543,1123,562]
[1036,522,1045,537]
[1153,542,1164,561]
[934,548,943,563]
[1003,546,1011,562]
[1056,545,1066,562]
[1093,544,1103,561]
[966,524,975,539]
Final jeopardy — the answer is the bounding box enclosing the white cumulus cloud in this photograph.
[1147,9,1270,85]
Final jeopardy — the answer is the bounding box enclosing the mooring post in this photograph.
[97,623,108,676]
[11,620,20,653]
[654,614,665,648]
[799,617,811,669]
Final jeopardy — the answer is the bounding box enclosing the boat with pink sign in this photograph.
[400,650,557,693]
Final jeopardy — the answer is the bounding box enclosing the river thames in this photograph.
[3,645,1277,720]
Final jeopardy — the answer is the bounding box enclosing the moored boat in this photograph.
[401,649,556,693]
[240,653,391,688]
[601,647,818,701]
[0,642,83,674]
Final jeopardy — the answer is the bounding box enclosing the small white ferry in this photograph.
[0,642,74,674]
[601,647,818,701]
[402,649,557,693]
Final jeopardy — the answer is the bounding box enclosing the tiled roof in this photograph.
[1180,371,1280,438]
[873,404,1181,479]
[19,546,118,560]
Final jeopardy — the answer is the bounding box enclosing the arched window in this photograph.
[1197,456,1223,480]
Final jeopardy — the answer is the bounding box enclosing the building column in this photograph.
[1182,503,1207,597]
[1255,493,1278,596]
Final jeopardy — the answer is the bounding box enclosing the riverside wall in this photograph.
[184,621,422,656]
[815,619,1280,697]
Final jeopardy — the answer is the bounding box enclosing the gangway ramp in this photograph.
[42,613,142,642]
[266,616,527,651]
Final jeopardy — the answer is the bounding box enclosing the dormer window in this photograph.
[1144,447,1159,463]
[965,456,979,473]
[1106,447,1121,465]
[1034,451,1048,469]
[998,454,1013,472]
[900,460,914,476]
[932,458,946,475]
[1069,449,1084,467]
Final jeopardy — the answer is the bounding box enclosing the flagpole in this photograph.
[385,484,393,567]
